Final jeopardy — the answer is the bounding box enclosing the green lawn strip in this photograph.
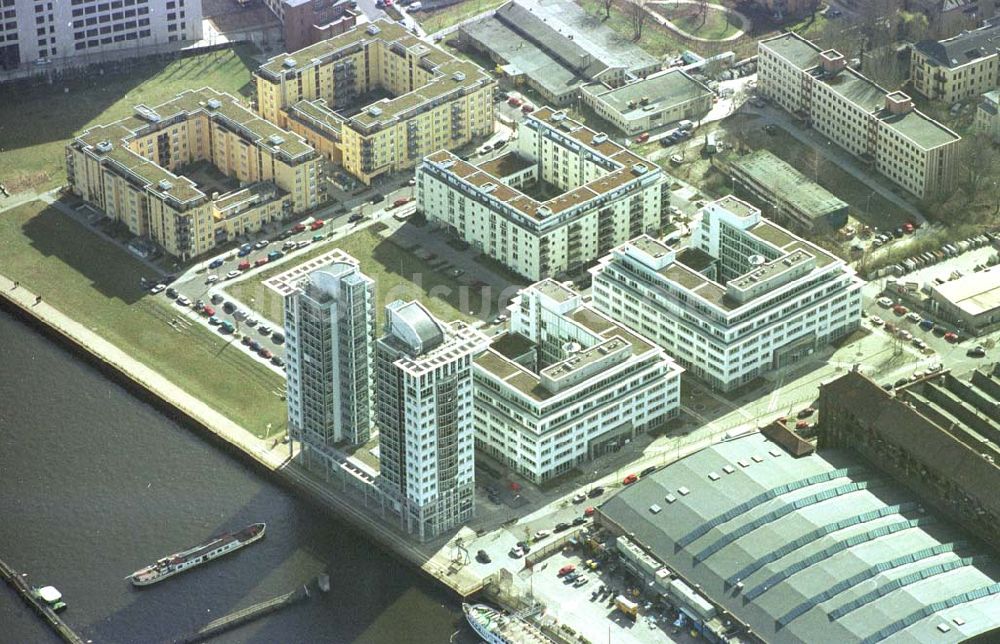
[654,5,739,39]
[226,226,489,326]
[417,0,509,33]
[0,45,258,194]
[578,0,683,58]
[0,201,286,438]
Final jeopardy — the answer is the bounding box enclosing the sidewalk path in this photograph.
[644,0,750,43]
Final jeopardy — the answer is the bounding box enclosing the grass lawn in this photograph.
[417,0,509,34]
[0,200,287,438]
[0,45,259,195]
[786,12,830,40]
[226,226,497,326]
[653,5,741,40]
[577,0,683,58]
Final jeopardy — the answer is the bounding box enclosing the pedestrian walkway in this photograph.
[644,0,750,43]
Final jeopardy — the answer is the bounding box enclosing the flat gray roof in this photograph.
[586,69,711,118]
[731,150,848,220]
[599,433,1000,644]
[760,33,823,70]
[881,108,961,149]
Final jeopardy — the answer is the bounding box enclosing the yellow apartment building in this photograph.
[66,88,321,259]
[911,21,1000,104]
[254,20,496,185]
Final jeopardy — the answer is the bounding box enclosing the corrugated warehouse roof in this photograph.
[599,433,1000,643]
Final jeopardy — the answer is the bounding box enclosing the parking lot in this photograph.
[527,548,703,644]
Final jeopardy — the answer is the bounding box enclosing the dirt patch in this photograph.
[5,171,51,194]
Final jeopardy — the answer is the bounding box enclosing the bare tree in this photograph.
[601,0,613,20]
[960,137,1000,202]
[628,0,648,41]
[863,44,906,89]
[697,0,709,26]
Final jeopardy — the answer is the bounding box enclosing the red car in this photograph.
[310,219,325,230]
[259,348,273,359]
[634,133,650,144]
[507,97,522,107]
[903,222,914,234]
[238,260,251,271]
[795,420,810,429]
[557,564,576,577]
[255,257,269,267]
[292,223,306,233]
[201,306,215,317]
[584,506,595,517]
[623,473,638,485]
[393,197,410,208]
[892,304,908,316]
[944,332,959,343]
[521,103,534,114]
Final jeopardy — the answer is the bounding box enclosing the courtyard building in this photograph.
[473,279,682,484]
[375,301,489,541]
[758,32,961,200]
[590,196,863,392]
[66,87,322,260]
[285,257,376,475]
[0,0,202,71]
[458,0,660,107]
[911,19,1000,104]
[254,20,496,185]
[416,107,670,281]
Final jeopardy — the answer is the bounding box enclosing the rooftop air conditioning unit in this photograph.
[158,180,173,191]
[366,24,381,35]
[95,140,113,153]
[283,57,297,68]
[368,106,383,116]
[452,71,466,81]
[268,134,285,146]
[206,98,222,109]
[592,133,608,144]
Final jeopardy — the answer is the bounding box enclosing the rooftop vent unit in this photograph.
[640,96,649,105]
[368,106,383,116]
[206,98,222,110]
[366,24,381,35]
[95,140,113,153]
[552,111,568,122]
[268,134,285,146]
[481,182,497,193]
[592,132,608,144]
[134,105,161,123]
[563,341,582,355]
[283,57,297,68]
[452,71,466,81]
[537,205,552,217]
[631,163,648,175]
[748,254,766,267]
[158,180,173,191]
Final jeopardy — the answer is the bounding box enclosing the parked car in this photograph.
[572,493,587,504]
[509,546,525,558]
[640,466,656,477]
[238,260,251,271]
[797,407,816,418]
[573,575,590,587]
[533,529,551,540]
[905,312,921,323]
[554,522,571,533]
[267,250,284,261]
[226,270,242,280]
[945,332,959,343]
[584,506,596,517]
[206,275,219,284]
[557,564,576,577]
[254,257,269,267]
[623,473,638,485]
[272,332,285,344]
[208,316,221,325]
[175,295,190,307]
[877,297,893,308]
[892,305,908,316]
[258,324,273,335]
[476,550,491,564]
[254,240,270,249]
[237,245,253,258]
[258,348,273,360]
[165,287,178,299]
[967,345,986,358]
[572,516,587,526]
[149,284,166,294]
[209,258,224,269]
[588,486,605,498]
[310,219,325,230]
[919,319,934,331]
[271,355,285,367]
[348,214,364,223]
[870,315,884,326]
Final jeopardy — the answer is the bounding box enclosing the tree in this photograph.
[697,0,709,27]
[601,0,613,20]
[628,0,648,41]
[960,137,1000,203]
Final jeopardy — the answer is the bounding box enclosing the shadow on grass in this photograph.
[0,43,259,154]
[21,202,148,305]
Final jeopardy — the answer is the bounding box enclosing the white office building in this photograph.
[0,0,203,70]
[376,300,489,541]
[473,279,682,484]
[591,196,863,391]
[417,106,669,281]
[285,258,376,472]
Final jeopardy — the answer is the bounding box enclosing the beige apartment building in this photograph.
[66,88,321,259]
[416,108,670,281]
[254,20,496,185]
[911,20,1000,104]
[759,33,961,200]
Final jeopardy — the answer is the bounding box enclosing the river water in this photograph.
[0,310,473,644]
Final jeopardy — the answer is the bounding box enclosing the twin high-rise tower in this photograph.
[284,259,487,541]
